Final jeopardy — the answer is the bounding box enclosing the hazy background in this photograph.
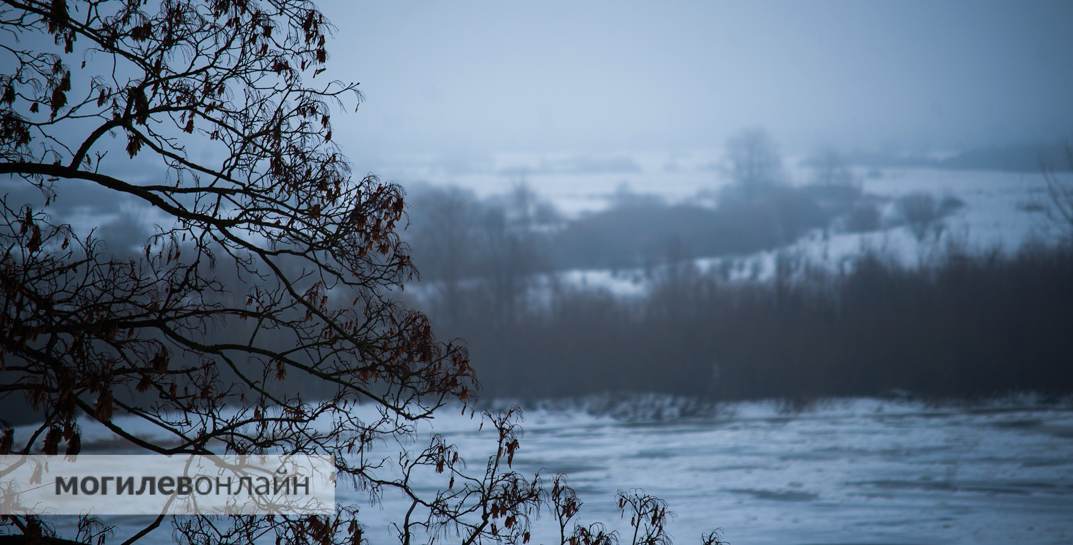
[321,0,1073,167]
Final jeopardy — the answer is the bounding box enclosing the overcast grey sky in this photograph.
[322,1,1071,159]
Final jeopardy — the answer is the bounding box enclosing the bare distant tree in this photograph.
[502,182,560,231]
[1043,146,1073,239]
[409,184,549,325]
[809,150,856,188]
[724,129,783,196]
[408,186,484,320]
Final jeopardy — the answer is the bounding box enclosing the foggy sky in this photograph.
[320,0,1073,160]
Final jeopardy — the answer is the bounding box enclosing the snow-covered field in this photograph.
[381,150,1056,234]
[394,149,1063,297]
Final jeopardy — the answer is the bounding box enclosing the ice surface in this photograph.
[357,397,1073,545]
[28,398,1073,545]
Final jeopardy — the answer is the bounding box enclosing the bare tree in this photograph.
[724,129,782,197]
[0,2,722,544]
[808,149,856,188]
[1043,146,1073,240]
[0,0,478,542]
[896,192,942,242]
[407,186,484,321]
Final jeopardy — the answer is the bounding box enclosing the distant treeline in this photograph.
[404,176,959,280]
[402,131,973,281]
[419,242,1073,401]
[834,141,1073,173]
[397,135,1073,402]
[4,134,1066,426]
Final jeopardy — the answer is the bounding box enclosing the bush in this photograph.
[896,192,942,240]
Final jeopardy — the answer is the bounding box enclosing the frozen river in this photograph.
[18,397,1073,544]
[349,397,1073,545]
